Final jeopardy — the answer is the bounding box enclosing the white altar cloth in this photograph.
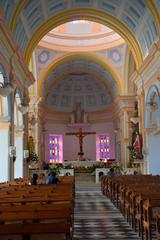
[64,160,100,168]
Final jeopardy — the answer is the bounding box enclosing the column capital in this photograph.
[15,125,24,136]
[0,117,10,129]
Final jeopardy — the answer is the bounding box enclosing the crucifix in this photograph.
[66,128,96,160]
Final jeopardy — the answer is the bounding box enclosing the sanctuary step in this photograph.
[75,172,100,191]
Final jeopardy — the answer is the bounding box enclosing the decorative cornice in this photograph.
[113,95,136,115]
[46,30,120,40]
[39,39,124,52]
[130,40,160,91]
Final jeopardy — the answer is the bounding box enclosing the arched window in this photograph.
[145,85,160,129]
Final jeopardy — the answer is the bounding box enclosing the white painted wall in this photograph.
[0,129,9,181]
[148,134,160,175]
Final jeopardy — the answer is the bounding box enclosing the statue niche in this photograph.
[69,102,88,124]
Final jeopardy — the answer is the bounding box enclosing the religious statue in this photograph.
[69,111,75,124]
[69,102,88,124]
[127,101,143,162]
[83,111,88,123]
[75,102,83,123]
[133,131,143,159]
[66,128,96,160]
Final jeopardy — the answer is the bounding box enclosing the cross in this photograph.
[66,128,96,160]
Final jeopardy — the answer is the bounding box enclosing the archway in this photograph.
[25,9,143,69]
[145,85,160,174]
[38,53,122,97]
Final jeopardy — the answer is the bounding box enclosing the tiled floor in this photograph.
[74,173,140,240]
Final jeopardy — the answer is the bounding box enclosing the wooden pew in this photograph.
[156,212,160,240]
[143,198,160,240]
[0,209,73,240]
[101,175,160,240]
[0,178,75,240]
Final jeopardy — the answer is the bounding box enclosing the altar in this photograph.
[64,160,101,168]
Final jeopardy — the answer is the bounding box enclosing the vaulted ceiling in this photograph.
[0,0,159,114]
[0,0,159,67]
[42,58,119,112]
[39,21,124,51]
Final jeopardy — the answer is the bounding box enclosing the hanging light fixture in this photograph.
[18,103,29,114]
[0,58,17,97]
[130,117,139,124]
[0,73,15,97]
[17,83,29,114]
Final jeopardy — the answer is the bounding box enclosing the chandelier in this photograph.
[0,75,15,97]
[18,103,29,114]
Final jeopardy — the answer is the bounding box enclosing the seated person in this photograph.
[44,172,60,184]
[65,171,71,176]
[31,173,38,185]
[107,168,115,177]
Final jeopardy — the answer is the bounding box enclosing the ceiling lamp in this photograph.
[0,58,17,97]
[130,117,139,124]
[18,103,29,114]
[0,80,15,97]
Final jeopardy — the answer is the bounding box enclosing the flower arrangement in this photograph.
[47,164,63,176]
[111,160,124,175]
[127,145,143,162]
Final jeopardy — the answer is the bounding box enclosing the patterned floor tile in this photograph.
[74,175,140,240]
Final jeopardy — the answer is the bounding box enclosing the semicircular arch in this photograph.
[43,68,115,101]
[38,52,122,97]
[25,9,142,69]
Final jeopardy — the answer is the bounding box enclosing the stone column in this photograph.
[116,96,136,168]
[15,128,24,178]
[119,109,130,168]
[23,112,29,177]
[0,121,10,181]
[9,92,15,181]
[37,99,46,168]
[137,88,146,173]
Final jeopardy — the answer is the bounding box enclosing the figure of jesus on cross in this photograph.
[66,128,96,160]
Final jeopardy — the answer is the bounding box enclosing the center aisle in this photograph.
[74,173,140,240]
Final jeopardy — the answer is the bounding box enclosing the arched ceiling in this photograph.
[42,58,119,112]
[0,0,160,68]
[46,72,113,113]
[40,21,124,51]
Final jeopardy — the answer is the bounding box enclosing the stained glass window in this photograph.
[96,134,110,162]
[49,135,63,164]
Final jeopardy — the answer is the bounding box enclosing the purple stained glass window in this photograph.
[96,134,110,161]
[49,135,63,164]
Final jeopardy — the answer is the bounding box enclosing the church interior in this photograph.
[0,0,160,240]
